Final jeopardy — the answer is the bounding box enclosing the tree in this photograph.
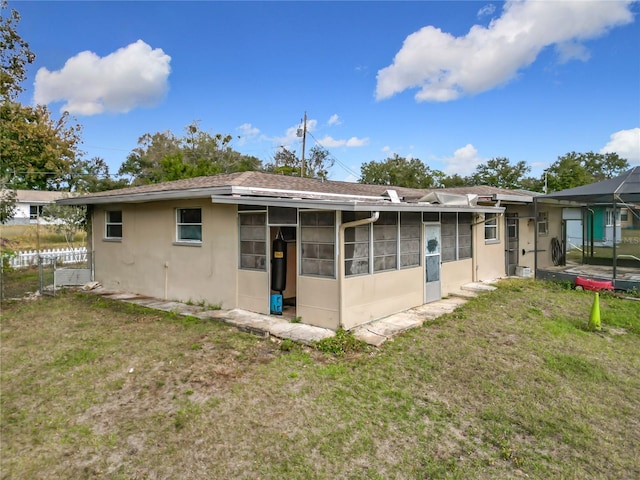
[67,157,129,192]
[545,151,629,192]
[118,122,262,185]
[1,2,83,191]
[265,145,334,180]
[1,1,35,101]
[359,154,442,188]
[1,103,83,190]
[471,157,531,189]
[42,202,87,250]
[440,173,472,188]
[0,185,16,224]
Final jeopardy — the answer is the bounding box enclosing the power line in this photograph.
[305,130,361,180]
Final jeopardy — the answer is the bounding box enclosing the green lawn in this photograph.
[1,279,639,479]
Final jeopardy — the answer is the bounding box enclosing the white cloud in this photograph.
[477,4,496,18]
[376,0,634,102]
[600,128,640,164]
[34,40,171,115]
[327,114,341,126]
[237,123,260,137]
[443,144,484,175]
[317,135,369,148]
[275,117,367,150]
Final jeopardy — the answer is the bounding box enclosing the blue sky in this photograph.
[13,0,640,182]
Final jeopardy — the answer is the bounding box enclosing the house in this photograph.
[3,190,68,225]
[535,166,640,290]
[59,171,538,331]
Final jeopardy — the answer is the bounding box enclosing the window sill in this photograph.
[484,239,500,245]
[103,238,122,242]
[173,241,202,247]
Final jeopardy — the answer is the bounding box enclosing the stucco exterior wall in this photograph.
[341,267,423,330]
[476,212,505,282]
[92,201,238,308]
[297,276,339,330]
[237,270,269,314]
[441,259,473,296]
[537,206,563,269]
[509,205,536,270]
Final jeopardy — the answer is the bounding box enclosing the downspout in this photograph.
[338,211,380,330]
[534,198,538,278]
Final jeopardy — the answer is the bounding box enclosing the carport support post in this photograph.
[612,201,617,283]
[533,198,538,278]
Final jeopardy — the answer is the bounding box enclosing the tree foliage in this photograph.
[0,185,17,224]
[118,122,262,185]
[359,155,443,188]
[1,103,83,190]
[545,152,629,192]
[42,202,87,250]
[1,2,85,192]
[265,145,334,180]
[471,157,532,190]
[0,1,34,101]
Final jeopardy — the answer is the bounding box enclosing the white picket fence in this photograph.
[3,247,88,269]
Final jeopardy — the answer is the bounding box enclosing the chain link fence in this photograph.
[1,251,92,301]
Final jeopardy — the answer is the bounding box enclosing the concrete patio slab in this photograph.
[85,283,492,347]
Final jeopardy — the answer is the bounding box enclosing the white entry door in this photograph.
[424,224,441,303]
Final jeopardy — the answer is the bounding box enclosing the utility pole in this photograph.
[298,112,307,177]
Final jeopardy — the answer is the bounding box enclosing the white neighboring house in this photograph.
[5,190,69,225]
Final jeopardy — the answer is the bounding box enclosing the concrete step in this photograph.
[461,282,497,293]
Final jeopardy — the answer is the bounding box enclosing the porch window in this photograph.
[373,211,398,272]
[105,210,123,239]
[343,212,370,276]
[441,212,472,262]
[458,213,472,259]
[400,212,421,268]
[176,208,202,243]
[537,211,548,235]
[300,211,335,277]
[239,212,266,270]
[441,213,457,262]
[484,213,498,242]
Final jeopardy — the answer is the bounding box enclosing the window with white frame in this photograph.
[343,212,371,276]
[300,211,335,277]
[239,212,266,270]
[373,211,398,272]
[105,210,123,239]
[605,209,620,226]
[176,208,202,243]
[400,212,421,268]
[484,213,498,242]
[537,211,548,235]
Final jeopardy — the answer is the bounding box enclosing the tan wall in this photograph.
[341,267,423,330]
[237,269,269,314]
[509,205,536,270]
[476,212,505,281]
[92,201,238,308]
[441,259,473,296]
[297,276,339,330]
[537,207,563,268]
